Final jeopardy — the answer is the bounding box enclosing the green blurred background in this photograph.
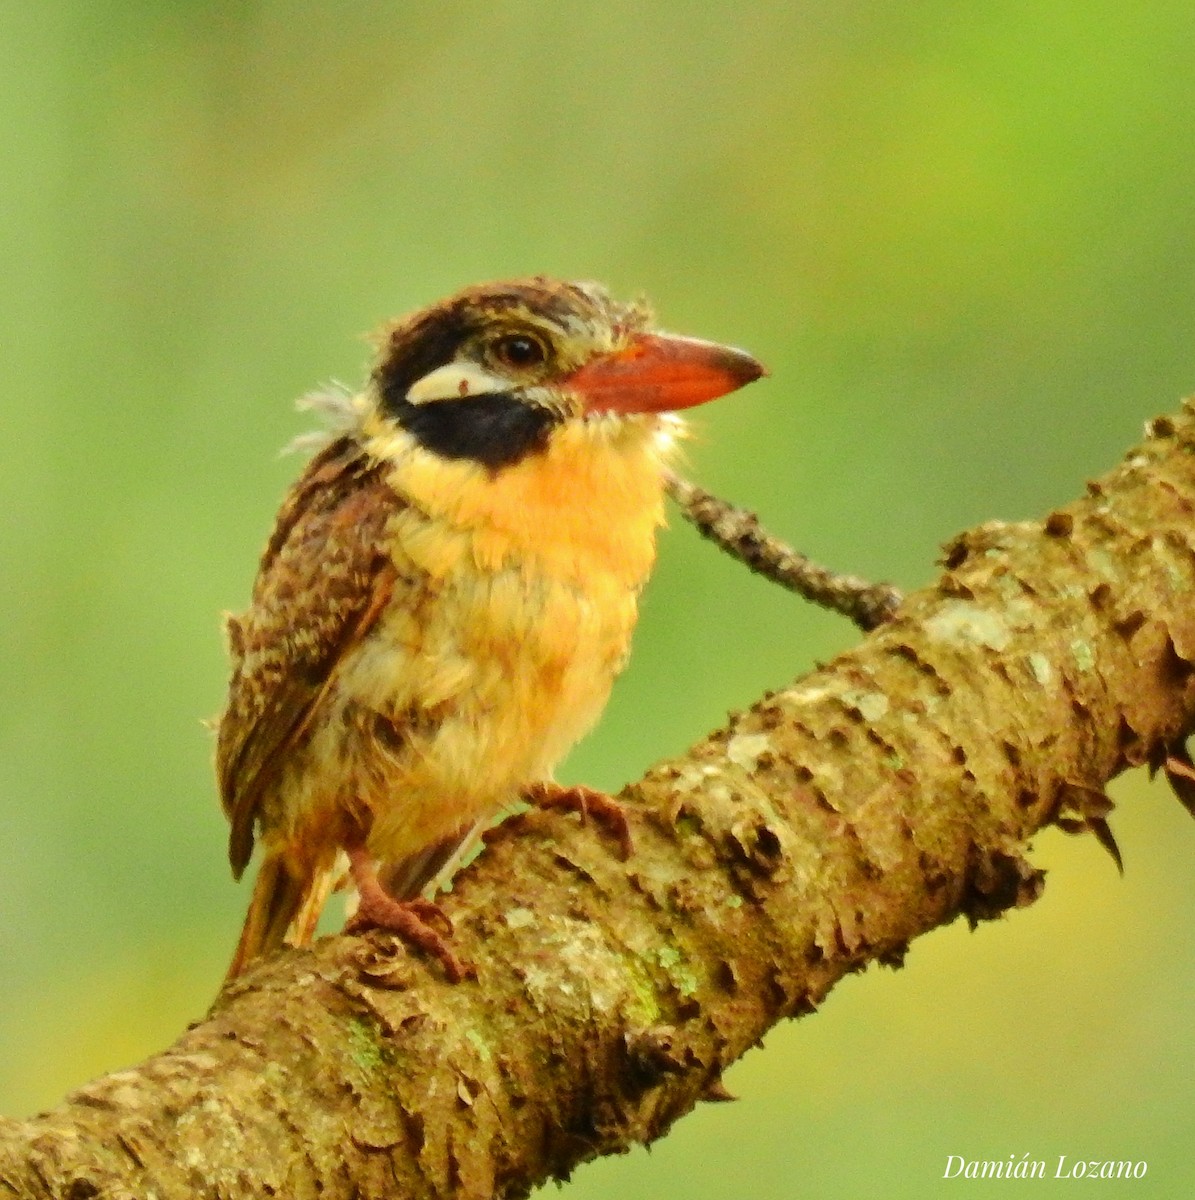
[3,2,1194,1196]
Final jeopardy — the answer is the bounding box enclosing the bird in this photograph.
[216,276,764,982]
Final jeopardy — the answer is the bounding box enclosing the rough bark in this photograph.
[4,405,1195,1200]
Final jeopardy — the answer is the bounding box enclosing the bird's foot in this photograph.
[523,782,634,860]
[345,844,474,982]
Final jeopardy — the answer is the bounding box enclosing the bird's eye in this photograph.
[491,333,548,370]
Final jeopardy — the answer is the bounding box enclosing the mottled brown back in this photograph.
[217,437,399,878]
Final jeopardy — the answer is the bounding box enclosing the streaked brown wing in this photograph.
[217,436,399,878]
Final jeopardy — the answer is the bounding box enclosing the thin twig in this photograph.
[664,471,903,631]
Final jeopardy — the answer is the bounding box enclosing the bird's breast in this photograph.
[344,545,641,861]
[367,415,673,589]
[331,419,675,861]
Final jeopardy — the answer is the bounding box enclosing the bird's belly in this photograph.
[324,564,639,864]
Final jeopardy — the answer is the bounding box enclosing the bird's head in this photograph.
[363,277,764,470]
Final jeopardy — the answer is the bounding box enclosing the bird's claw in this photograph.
[524,782,634,860]
[346,842,473,981]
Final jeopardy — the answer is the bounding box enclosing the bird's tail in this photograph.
[224,850,341,983]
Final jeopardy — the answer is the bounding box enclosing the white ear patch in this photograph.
[405,361,509,405]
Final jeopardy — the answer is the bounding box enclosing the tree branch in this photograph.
[663,469,904,630]
[4,407,1195,1200]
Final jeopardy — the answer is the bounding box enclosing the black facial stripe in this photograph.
[371,287,590,469]
[376,314,468,407]
[389,392,560,469]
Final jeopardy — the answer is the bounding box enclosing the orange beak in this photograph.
[566,332,765,415]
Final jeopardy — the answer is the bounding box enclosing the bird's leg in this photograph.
[343,840,474,982]
[523,781,634,860]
